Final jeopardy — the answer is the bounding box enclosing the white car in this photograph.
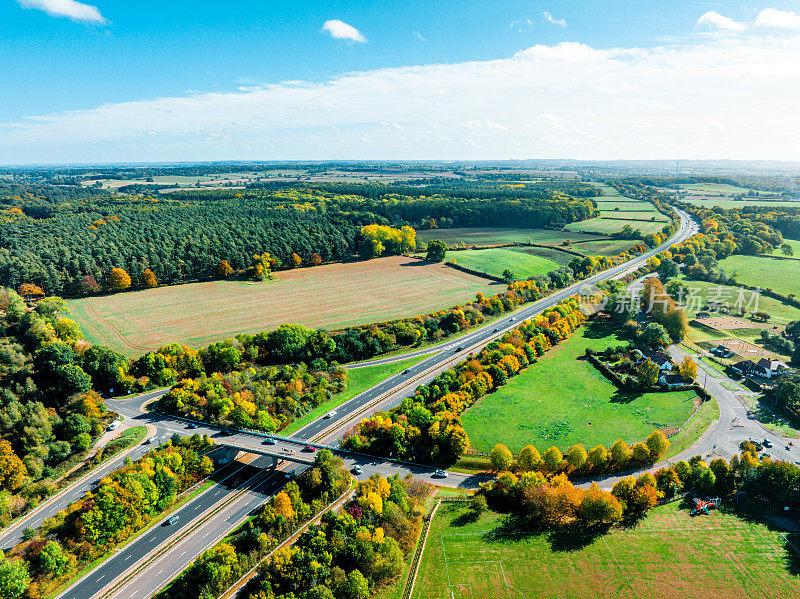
[352,465,363,475]
[324,411,336,419]
[433,469,448,478]
[146,436,158,444]
[107,421,120,431]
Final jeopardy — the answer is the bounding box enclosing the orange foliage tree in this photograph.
[107,268,132,291]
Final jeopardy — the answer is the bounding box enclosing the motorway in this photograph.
[47,208,701,598]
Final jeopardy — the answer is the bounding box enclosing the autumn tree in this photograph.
[645,430,670,460]
[678,356,698,381]
[610,439,632,466]
[290,253,302,268]
[0,441,27,491]
[310,253,322,266]
[18,283,44,301]
[587,444,609,471]
[272,492,294,520]
[542,446,563,472]
[0,552,29,598]
[578,483,623,526]
[251,252,273,281]
[216,260,233,279]
[635,359,660,387]
[517,445,541,472]
[107,268,132,291]
[490,443,513,472]
[140,268,158,288]
[564,444,588,472]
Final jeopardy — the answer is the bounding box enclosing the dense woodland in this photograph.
[0,181,596,297]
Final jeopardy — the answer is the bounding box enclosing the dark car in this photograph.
[263,437,276,445]
[187,423,198,429]
[454,346,463,352]
[165,515,179,526]
[763,439,773,448]
[403,369,410,374]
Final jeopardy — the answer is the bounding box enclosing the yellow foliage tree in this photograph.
[108,268,132,291]
[140,268,158,288]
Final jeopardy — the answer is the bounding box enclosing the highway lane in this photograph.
[0,441,158,552]
[56,455,280,599]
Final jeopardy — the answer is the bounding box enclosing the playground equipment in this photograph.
[690,497,721,516]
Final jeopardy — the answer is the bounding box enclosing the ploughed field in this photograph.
[407,501,800,599]
[68,256,501,356]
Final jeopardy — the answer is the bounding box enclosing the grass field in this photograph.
[569,238,640,256]
[416,228,603,247]
[407,501,800,599]
[281,355,427,435]
[68,256,501,356]
[682,196,800,209]
[448,248,561,280]
[717,254,800,297]
[460,320,699,453]
[677,182,781,196]
[677,277,800,324]
[565,217,668,235]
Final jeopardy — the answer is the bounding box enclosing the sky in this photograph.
[2,0,800,164]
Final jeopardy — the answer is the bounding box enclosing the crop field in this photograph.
[569,238,639,256]
[68,256,501,356]
[682,196,800,209]
[677,182,781,196]
[448,248,561,279]
[717,254,800,297]
[460,320,699,453]
[408,502,800,599]
[416,227,603,247]
[565,217,667,235]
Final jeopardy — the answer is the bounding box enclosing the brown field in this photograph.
[69,257,501,356]
[719,338,775,359]
[693,316,779,331]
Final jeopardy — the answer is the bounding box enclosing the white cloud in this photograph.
[755,8,800,29]
[541,11,567,27]
[413,31,427,42]
[5,37,800,162]
[16,0,106,23]
[322,19,366,43]
[695,11,746,32]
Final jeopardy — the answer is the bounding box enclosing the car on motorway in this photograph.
[433,469,448,478]
[165,515,179,525]
[146,436,158,444]
[454,346,463,352]
[303,445,316,452]
[352,465,363,475]
[263,437,277,445]
[187,422,198,429]
[282,446,294,454]
[221,428,234,436]
[509,317,514,322]
[107,421,120,431]
[324,411,336,419]
[403,368,410,374]
[763,439,773,448]
[493,328,499,332]
[284,471,294,479]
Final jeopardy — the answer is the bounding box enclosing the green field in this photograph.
[677,182,781,196]
[569,238,640,256]
[460,321,699,453]
[677,277,800,324]
[717,254,800,298]
[407,501,800,599]
[416,227,603,247]
[565,217,668,235]
[281,355,427,435]
[68,256,500,356]
[448,248,561,279]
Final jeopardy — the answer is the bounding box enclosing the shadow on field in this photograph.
[609,390,645,404]
[482,512,611,552]
[581,318,620,340]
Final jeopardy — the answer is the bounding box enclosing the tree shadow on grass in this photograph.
[609,390,645,404]
[581,318,621,340]
[482,511,612,552]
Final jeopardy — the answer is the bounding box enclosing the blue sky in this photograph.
[3,0,800,163]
